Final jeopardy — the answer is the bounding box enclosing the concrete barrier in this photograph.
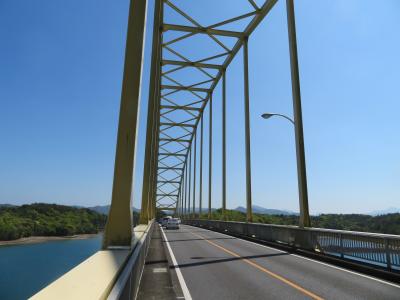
[107,221,154,300]
[30,221,154,300]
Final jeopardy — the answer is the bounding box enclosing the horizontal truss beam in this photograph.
[158,180,180,184]
[162,59,222,69]
[163,23,243,38]
[160,105,201,111]
[160,122,196,128]
[161,85,210,92]
[159,153,187,157]
[159,138,191,142]
[158,167,184,170]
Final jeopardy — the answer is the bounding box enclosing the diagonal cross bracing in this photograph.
[152,0,278,213]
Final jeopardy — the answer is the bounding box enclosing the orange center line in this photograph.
[189,231,324,300]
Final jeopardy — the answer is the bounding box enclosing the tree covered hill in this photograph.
[0,203,107,241]
[2,204,399,241]
[204,209,400,235]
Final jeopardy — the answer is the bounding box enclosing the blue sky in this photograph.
[0,0,399,214]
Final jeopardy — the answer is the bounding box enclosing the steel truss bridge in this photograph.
[30,1,400,300]
[102,0,310,247]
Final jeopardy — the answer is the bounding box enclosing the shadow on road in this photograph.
[171,252,288,269]
[165,237,236,243]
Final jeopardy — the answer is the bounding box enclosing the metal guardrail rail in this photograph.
[184,220,400,272]
[107,221,155,300]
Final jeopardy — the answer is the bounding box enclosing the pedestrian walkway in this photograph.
[137,225,182,299]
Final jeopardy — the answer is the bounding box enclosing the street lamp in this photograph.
[261,113,295,125]
[261,111,311,228]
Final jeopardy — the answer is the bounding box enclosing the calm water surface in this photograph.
[0,234,102,300]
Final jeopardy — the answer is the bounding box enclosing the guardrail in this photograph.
[30,222,155,300]
[107,220,155,300]
[184,219,400,273]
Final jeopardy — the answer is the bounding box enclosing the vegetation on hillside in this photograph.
[0,203,107,241]
[2,203,399,241]
[197,209,400,235]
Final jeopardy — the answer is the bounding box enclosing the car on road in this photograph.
[160,216,172,227]
[165,218,180,230]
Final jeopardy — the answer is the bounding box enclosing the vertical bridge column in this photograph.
[184,162,188,218]
[222,70,227,220]
[286,0,311,227]
[193,132,197,218]
[103,0,148,249]
[188,148,192,216]
[140,0,163,224]
[179,173,184,217]
[183,157,186,217]
[149,0,163,221]
[208,94,213,219]
[199,116,203,218]
[243,37,253,223]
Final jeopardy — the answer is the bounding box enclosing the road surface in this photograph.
[162,224,400,300]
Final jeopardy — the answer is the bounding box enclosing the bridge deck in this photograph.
[162,224,399,300]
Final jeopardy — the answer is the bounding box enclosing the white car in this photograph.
[160,216,172,227]
[165,218,180,230]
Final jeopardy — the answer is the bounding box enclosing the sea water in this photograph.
[0,234,102,300]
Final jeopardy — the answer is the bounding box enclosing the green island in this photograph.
[0,203,107,241]
[197,209,400,235]
[2,204,399,241]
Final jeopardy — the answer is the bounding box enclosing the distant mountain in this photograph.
[87,205,110,215]
[87,205,140,215]
[369,207,400,216]
[1,203,298,216]
[0,204,17,208]
[234,205,298,216]
[190,208,217,213]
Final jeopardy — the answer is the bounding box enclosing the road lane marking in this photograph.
[185,225,400,289]
[153,268,167,273]
[160,226,193,300]
[189,230,324,300]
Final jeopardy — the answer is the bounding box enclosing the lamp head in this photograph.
[261,113,273,119]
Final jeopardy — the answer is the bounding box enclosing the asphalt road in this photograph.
[162,224,400,300]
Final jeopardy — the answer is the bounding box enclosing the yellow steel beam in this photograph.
[140,0,163,224]
[102,0,148,248]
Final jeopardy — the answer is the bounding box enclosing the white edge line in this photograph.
[160,226,193,300]
[186,224,400,289]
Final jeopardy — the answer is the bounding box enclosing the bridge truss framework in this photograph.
[103,0,311,248]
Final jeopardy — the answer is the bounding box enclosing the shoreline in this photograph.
[0,233,101,247]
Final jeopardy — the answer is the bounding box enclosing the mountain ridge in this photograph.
[2,203,399,216]
[87,205,140,215]
[234,205,298,215]
[369,207,400,216]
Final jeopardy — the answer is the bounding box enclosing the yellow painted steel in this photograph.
[286,0,311,227]
[102,0,148,248]
[139,0,162,224]
[243,38,253,223]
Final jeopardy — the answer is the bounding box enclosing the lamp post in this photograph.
[261,111,311,228]
[261,113,295,125]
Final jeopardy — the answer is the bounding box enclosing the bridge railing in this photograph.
[184,219,400,272]
[30,221,154,300]
[107,220,155,300]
